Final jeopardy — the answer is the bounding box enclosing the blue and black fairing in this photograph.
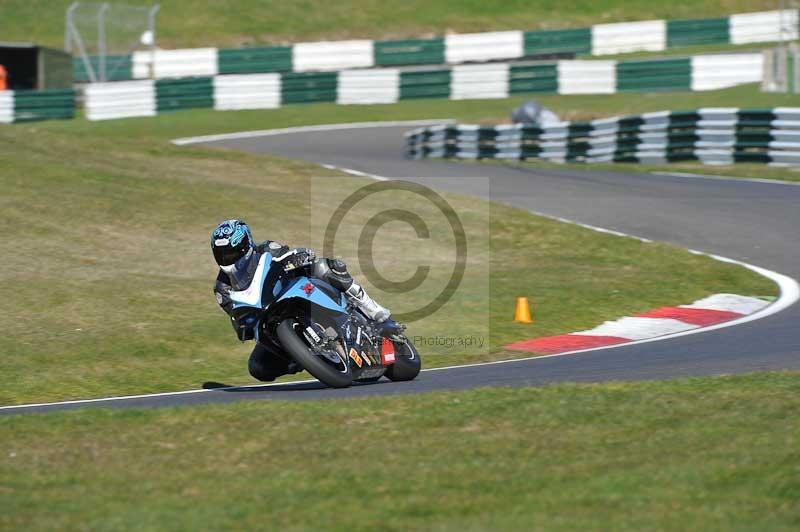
[258,276,350,345]
[270,276,348,317]
[226,253,350,342]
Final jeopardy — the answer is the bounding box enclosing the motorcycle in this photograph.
[227,249,421,388]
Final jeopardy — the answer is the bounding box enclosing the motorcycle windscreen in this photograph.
[228,254,281,309]
[222,250,261,291]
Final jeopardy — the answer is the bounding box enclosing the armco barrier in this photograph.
[213,74,281,110]
[82,52,764,121]
[617,58,692,92]
[374,38,445,66]
[73,9,799,82]
[85,80,155,120]
[155,77,214,112]
[591,20,667,56]
[691,54,764,91]
[404,108,800,167]
[217,46,292,75]
[557,60,616,94]
[293,40,374,72]
[0,92,13,124]
[0,89,76,123]
[337,69,400,105]
[524,27,592,56]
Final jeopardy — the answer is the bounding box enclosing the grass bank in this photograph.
[2,0,779,49]
[2,372,799,530]
[0,84,781,405]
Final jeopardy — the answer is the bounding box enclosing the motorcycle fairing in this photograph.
[227,258,391,381]
[229,253,273,311]
[275,276,347,314]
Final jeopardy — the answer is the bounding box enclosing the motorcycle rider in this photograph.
[211,219,390,382]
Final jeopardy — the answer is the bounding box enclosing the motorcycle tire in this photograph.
[277,319,353,388]
[384,339,422,382]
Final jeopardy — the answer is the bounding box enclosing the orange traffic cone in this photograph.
[514,297,533,323]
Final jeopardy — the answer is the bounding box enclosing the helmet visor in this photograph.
[213,233,251,266]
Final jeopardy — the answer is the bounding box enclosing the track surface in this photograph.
[5,123,800,415]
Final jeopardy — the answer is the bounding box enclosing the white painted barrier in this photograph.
[0,92,13,124]
[84,80,156,121]
[591,20,667,55]
[131,50,152,79]
[450,63,510,100]
[444,31,523,64]
[558,60,616,94]
[292,40,374,72]
[336,69,400,104]
[773,107,800,126]
[730,10,799,44]
[213,74,281,110]
[152,48,218,79]
[697,108,739,128]
[691,53,763,91]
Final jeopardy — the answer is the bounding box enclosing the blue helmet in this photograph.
[211,219,254,268]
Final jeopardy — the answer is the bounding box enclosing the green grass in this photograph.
[0,84,783,405]
[2,0,780,49]
[2,372,799,530]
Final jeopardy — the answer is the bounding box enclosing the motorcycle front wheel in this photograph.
[276,319,353,388]
[384,339,422,382]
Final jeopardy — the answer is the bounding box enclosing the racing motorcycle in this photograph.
[227,249,421,388]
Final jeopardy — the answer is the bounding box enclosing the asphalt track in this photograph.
[4,121,800,415]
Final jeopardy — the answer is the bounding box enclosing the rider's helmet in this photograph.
[211,219,257,289]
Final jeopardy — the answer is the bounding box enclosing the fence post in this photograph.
[148,5,161,79]
[65,2,78,53]
[98,3,109,82]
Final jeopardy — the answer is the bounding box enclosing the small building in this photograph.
[0,42,73,90]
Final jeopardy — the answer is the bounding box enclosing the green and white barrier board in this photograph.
[75,9,798,82]
[0,89,76,124]
[83,52,764,122]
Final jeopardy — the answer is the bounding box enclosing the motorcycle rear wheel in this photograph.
[277,319,353,388]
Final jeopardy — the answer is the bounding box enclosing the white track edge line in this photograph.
[0,379,321,411]
[4,124,797,413]
[171,119,456,146]
[652,171,800,187]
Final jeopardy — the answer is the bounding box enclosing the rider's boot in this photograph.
[346,281,390,323]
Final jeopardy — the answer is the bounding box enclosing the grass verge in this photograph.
[0,84,781,405]
[1,372,799,530]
